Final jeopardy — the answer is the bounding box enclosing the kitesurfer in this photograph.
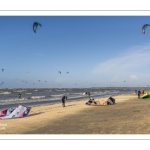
[18,93,22,99]
[62,95,67,107]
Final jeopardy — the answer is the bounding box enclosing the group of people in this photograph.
[86,97,116,106]
[18,89,144,107]
[17,92,115,107]
[136,90,145,99]
[18,93,68,108]
[18,92,68,107]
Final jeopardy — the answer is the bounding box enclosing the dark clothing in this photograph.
[62,96,67,107]
[138,90,140,99]
[18,93,21,99]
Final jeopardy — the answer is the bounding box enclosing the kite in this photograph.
[0,82,4,85]
[33,22,42,33]
[58,71,61,74]
[2,69,4,72]
[66,72,69,74]
[142,24,150,34]
[0,105,31,119]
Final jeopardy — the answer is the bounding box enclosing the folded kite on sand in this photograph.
[0,105,31,119]
[142,91,150,99]
[86,97,116,106]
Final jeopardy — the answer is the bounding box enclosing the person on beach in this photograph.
[142,90,145,94]
[62,95,67,107]
[18,93,22,99]
[137,90,141,99]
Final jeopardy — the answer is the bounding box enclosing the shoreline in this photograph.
[0,91,134,110]
[0,92,140,134]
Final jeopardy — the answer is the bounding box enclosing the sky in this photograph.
[1,16,150,88]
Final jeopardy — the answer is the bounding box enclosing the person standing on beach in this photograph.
[62,95,67,107]
[137,90,141,99]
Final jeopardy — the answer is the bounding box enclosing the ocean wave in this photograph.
[51,94,64,97]
[0,91,11,94]
[13,90,26,93]
[55,89,66,91]
[28,96,45,99]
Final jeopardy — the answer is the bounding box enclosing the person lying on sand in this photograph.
[86,97,116,106]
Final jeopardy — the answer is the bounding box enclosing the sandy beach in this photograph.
[0,92,149,134]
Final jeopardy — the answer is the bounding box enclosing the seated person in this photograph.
[86,98,95,105]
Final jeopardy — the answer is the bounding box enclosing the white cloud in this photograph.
[91,43,150,85]
[92,44,150,74]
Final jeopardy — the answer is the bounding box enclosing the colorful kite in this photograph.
[33,22,42,33]
[0,105,31,119]
[142,24,150,34]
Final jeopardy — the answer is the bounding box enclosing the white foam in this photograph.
[30,96,45,99]
[0,91,11,94]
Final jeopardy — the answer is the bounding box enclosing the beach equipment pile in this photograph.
[142,91,150,99]
[0,105,31,119]
[85,97,115,106]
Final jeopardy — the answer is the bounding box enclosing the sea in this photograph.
[0,87,144,110]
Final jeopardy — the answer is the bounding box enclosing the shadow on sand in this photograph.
[27,112,45,117]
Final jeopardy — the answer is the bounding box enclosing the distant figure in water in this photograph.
[62,95,67,107]
[137,90,141,99]
[18,93,22,99]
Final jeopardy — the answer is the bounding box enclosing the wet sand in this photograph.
[1,93,149,134]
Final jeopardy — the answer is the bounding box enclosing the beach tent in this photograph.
[0,105,31,119]
[142,91,150,99]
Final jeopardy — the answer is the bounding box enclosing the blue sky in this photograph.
[1,16,150,88]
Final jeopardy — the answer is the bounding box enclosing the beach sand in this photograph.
[0,92,150,134]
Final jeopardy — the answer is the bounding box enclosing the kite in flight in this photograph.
[142,24,150,34]
[58,71,61,74]
[66,72,69,74]
[33,22,42,33]
[2,69,4,72]
[0,82,4,85]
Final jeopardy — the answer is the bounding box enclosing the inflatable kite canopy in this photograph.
[0,105,31,119]
[142,24,150,34]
